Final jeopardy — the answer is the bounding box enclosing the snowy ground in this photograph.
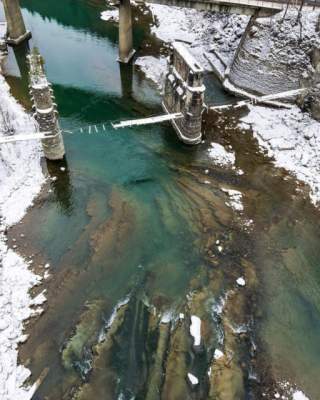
[240,105,320,206]
[148,3,248,71]
[0,75,46,399]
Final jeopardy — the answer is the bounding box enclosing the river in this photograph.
[2,0,320,399]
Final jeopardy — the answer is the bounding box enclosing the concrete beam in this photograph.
[118,0,135,63]
[2,0,31,45]
[147,0,319,15]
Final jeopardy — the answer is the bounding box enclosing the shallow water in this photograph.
[3,0,320,399]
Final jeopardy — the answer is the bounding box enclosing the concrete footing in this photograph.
[7,31,32,46]
[2,0,30,46]
[118,0,135,63]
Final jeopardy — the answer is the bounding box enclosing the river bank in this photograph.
[0,72,47,399]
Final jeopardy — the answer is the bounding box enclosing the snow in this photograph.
[134,56,167,89]
[0,75,46,399]
[160,309,174,323]
[221,188,243,211]
[100,9,119,23]
[208,142,235,167]
[241,105,320,206]
[236,277,246,287]
[292,391,309,400]
[0,76,44,226]
[214,349,224,360]
[187,372,199,385]
[149,4,248,71]
[228,10,320,96]
[190,315,201,346]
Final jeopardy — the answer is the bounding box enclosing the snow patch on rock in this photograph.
[221,188,243,211]
[214,349,224,360]
[187,372,199,385]
[190,315,201,346]
[208,142,235,167]
[134,56,167,89]
[292,391,309,400]
[100,9,119,23]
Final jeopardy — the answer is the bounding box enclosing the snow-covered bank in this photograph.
[0,75,46,399]
[240,105,320,206]
[101,3,248,84]
[208,142,235,167]
[148,4,248,71]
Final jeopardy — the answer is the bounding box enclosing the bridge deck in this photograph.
[147,0,320,15]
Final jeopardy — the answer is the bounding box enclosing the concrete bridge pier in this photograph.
[163,42,205,144]
[118,0,135,63]
[28,50,65,160]
[2,0,31,45]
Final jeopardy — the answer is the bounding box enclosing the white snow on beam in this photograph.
[112,113,183,129]
[0,133,54,144]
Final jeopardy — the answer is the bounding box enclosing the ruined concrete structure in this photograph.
[28,50,65,160]
[118,0,135,63]
[2,0,31,45]
[163,42,205,144]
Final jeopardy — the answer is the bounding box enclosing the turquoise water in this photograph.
[3,0,320,399]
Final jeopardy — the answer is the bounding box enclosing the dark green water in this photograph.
[3,1,320,399]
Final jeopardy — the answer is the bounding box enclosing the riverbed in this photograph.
[2,0,320,399]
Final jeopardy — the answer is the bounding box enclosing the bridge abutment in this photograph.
[163,42,205,144]
[118,0,135,63]
[28,50,65,160]
[2,0,31,45]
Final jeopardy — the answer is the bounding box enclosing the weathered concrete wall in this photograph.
[118,0,135,63]
[227,10,320,96]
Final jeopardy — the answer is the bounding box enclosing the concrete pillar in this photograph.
[28,51,65,160]
[162,43,205,145]
[2,0,31,45]
[119,62,133,98]
[118,0,135,63]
